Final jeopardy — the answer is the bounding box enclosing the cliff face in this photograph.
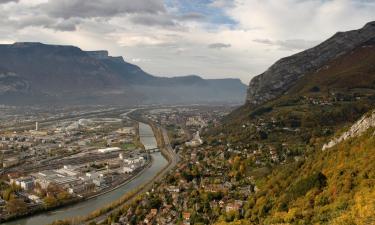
[247,21,375,105]
[322,110,375,150]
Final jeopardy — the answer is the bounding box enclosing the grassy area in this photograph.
[121,143,136,150]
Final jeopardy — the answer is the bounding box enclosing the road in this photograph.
[83,123,179,225]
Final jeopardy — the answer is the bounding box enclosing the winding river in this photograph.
[4,122,167,225]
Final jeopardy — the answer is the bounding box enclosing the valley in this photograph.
[0,3,374,224]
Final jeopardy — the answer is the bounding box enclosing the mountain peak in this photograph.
[364,20,375,29]
[12,42,44,47]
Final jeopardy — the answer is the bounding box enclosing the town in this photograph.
[0,105,234,224]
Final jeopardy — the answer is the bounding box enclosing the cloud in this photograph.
[131,58,150,63]
[208,43,231,49]
[0,0,18,4]
[51,19,80,31]
[7,15,80,31]
[209,0,235,8]
[253,38,320,50]
[178,12,205,21]
[41,0,166,19]
[130,14,177,28]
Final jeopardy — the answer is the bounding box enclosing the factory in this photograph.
[33,170,81,189]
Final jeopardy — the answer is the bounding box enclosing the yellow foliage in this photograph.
[331,187,375,225]
[215,220,254,225]
[241,128,375,224]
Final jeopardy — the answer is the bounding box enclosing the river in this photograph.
[4,122,167,225]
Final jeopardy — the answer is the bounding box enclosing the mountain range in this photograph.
[0,42,247,105]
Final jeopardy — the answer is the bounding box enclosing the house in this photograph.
[0,197,5,206]
[167,185,180,193]
[150,208,158,216]
[225,200,244,213]
[183,212,191,225]
[26,194,43,204]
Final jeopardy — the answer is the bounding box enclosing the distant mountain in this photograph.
[247,21,375,105]
[0,43,247,105]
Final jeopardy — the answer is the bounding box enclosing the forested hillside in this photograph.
[215,123,374,224]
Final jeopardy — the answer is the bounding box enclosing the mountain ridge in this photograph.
[247,21,375,105]
[0,42,247,105]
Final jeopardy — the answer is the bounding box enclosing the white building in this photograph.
[98,147,121,153]
[122,166,134,174]
[11,177,35,191]
[185,131,203,147]
[3,156,19,168]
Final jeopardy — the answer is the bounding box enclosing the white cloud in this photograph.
[208,43,231,49]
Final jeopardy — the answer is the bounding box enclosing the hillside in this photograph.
[204,22,375,224]
[0,43,247,105]
[216,112,375,225]
[215,37,375,149]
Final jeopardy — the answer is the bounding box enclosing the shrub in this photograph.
[286,172,327,201]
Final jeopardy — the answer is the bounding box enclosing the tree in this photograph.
[6,198,27,215]
[56,191,70,201]
[44,195,59,208]
[2,188,14,201]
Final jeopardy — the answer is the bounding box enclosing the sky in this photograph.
[0,0,374,84]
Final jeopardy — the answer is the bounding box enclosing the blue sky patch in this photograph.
[165,0,237,28]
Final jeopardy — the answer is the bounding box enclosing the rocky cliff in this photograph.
[322,110,375,150]
[247,21,375,105]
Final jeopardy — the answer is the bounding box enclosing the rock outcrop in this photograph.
[247,21,375,105]
[322,110,375,150]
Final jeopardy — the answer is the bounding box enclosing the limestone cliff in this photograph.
[322,110,375,150]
